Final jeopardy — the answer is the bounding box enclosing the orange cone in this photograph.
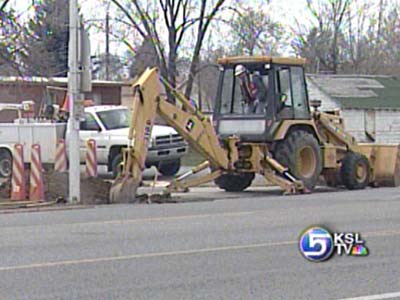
[29,144,45,202]
[11,144,26,201]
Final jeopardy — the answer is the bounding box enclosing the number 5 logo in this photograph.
[299,227,334,262]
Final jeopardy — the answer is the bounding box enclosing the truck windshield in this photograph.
[96,109,130,130]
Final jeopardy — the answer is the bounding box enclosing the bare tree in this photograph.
[0,6,25,75]
[0,0,11,12]
[379,5,400,75]
[344,0,399,74]
[0,0,69,77]
[129,36,159,78]
[345,1,372,73]
[229,3,282,56]
[111,0,227,101]
[292,0,351,74]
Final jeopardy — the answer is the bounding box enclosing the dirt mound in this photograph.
[44,171,111,204]
[0,171,111,204]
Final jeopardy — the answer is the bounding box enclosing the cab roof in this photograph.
[217,56,306,66]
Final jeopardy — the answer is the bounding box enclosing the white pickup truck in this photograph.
[0,105,188,178]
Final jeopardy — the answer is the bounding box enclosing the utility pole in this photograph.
[105,7,110,80]
[68,0,80,203]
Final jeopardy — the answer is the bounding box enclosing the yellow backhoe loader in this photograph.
[110,56,400,203]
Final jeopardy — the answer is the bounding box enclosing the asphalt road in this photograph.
[1,186,400,300]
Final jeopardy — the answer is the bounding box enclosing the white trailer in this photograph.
[0,122,67,176]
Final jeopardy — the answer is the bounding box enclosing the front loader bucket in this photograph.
[358,144,400,187]
[109,174,141,204]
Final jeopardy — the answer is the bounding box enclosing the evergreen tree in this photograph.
[0,7,23,75]
[21,0,69,77]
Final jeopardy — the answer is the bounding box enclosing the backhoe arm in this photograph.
[110,68,229,203]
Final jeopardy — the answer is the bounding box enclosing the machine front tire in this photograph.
[340,152,370,190]
[0,150,12,178]
[275,130,322,190]
[158,159,181,176]
[215,172,255,192]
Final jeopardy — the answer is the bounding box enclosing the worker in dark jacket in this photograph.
[235,65,267,114]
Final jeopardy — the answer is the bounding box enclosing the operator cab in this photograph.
[213,56,310,142]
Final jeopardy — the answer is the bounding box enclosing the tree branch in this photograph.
[0,0,10,13]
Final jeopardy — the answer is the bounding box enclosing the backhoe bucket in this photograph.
[109,148,143,204]
[358,144,400,187]
[109,175,140,204]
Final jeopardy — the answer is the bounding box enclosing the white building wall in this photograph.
[375,110,400,143]
[341,109,400,144]
[306,78,339,110]
[341,109,367,142]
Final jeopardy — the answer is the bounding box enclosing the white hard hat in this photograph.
[235,64,246,76]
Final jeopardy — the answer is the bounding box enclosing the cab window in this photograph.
[290,66,309,119]
[80,113,100,131]
[276,68,293,119]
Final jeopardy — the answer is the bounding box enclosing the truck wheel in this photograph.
[158,160,181,176]
[275,130,322,190]
[215,172,255,192]
[0,150,12,178]
[341,152,370,190]
[111,154,123,178]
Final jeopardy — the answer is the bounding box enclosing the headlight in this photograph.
[149,137,156,147]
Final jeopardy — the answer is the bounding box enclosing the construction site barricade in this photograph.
[55,139,68,172]
[85,139,97,177]
[11,144,26,201]
[29,144,45,202]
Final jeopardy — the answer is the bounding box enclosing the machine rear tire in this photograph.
[215,172,255,192]
[0,150,12,178]
[275,130,322,190]
[340,152,370,190]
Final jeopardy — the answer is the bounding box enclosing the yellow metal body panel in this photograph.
[126,68,161,180]
[313,111,358,152]
[357,144,400,187]
[157,99,229,169]
[321,144,338,169]
[273,120,321,141]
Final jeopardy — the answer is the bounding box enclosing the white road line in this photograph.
[337,291,400,300]
[0,240,296,272]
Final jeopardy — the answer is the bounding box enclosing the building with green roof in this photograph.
[307,74,400,144]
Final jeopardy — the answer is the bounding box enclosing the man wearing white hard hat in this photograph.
[235,65,261,114]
